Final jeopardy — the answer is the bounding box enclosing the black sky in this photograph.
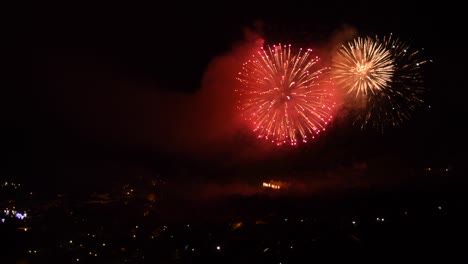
[5,2,467,192]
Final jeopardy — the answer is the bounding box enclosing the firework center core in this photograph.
[278,88,292,103]
[355,62,372,77]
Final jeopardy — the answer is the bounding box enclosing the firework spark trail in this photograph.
[236,44,336,146]
[333,34,429,132]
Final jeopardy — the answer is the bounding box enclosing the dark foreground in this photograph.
[1,179,467,264]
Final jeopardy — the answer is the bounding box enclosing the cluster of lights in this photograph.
[2,181,22,188]
[262,182,281,190]
[1,207,28,222]
[122,184,135,196]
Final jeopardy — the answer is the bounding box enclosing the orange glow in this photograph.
[231,222,243,230]
[262,182,281,189]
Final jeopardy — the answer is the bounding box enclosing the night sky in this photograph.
[7,2,467,196]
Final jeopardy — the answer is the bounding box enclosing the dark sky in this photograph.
[5,2,467,194]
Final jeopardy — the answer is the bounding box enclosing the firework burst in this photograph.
[332,36,394,97]
[236,44,336,146]
[332,34,429,131]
